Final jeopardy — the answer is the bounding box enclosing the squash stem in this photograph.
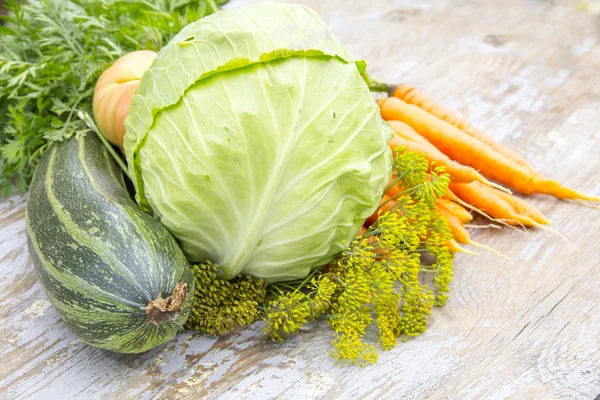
[145,282,189,325]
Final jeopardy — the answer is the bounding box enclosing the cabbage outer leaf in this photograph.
[124,3,392,281]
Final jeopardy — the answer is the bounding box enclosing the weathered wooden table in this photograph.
[2,0,599,398]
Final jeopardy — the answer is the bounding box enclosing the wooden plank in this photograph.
[1,0,599,398]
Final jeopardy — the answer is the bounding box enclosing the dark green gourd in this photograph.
[26,132,194,353]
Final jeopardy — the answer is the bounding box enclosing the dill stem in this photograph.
[96,131,130,180]
[291,267,320,296]
[78,111,131,180]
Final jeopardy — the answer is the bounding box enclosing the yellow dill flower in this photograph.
[185,261,267,335]
[308,275,337,318]
[186,149,455,367]
[262,272,338,341]
[330,328,379,366]
[262,291,311,342]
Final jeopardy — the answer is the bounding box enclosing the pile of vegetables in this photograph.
[3,1,598,366]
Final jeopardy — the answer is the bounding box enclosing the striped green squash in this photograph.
[26,132,194,353]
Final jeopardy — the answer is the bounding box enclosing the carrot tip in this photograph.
[453,196,528,233]
[468,241,510,259]
[570,199,600,210]
[464,223,502,230]
[572,193,600,202]
[534,223,578,252]
[453,244,479,256]
[481,178,511,194]
[495,218,530,232]
[540,180,600,201]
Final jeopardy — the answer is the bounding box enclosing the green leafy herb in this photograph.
[0,0,227,196]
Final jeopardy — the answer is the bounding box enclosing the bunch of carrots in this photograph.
[366,84,599,256]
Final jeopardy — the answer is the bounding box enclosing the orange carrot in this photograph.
[436,198,473,224]
[443,186,505,223]
[366,195,397,227]
[452,183,576,247]
[388,133,496,189]
[381,97,599,201]
[443,188,460,202]
[358,226,378,246]
[388,176,470,217]
[388,120,436,149]
[390,84,538,173]
[387,179,403,200]
[436,205,471,244]
[446,239,478,255]
[486,186,551,225]
[437,205,508,258]
[388,121,500,187]
[390,173,490,225]
[449,182,537,226]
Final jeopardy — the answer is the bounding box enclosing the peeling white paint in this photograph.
[24,300,52,318]
[571,38,596,56]
[542,69,570,87]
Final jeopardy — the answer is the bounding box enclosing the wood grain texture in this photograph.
[1,0,600,398]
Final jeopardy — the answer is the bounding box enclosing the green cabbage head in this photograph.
[124,3,392,282]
